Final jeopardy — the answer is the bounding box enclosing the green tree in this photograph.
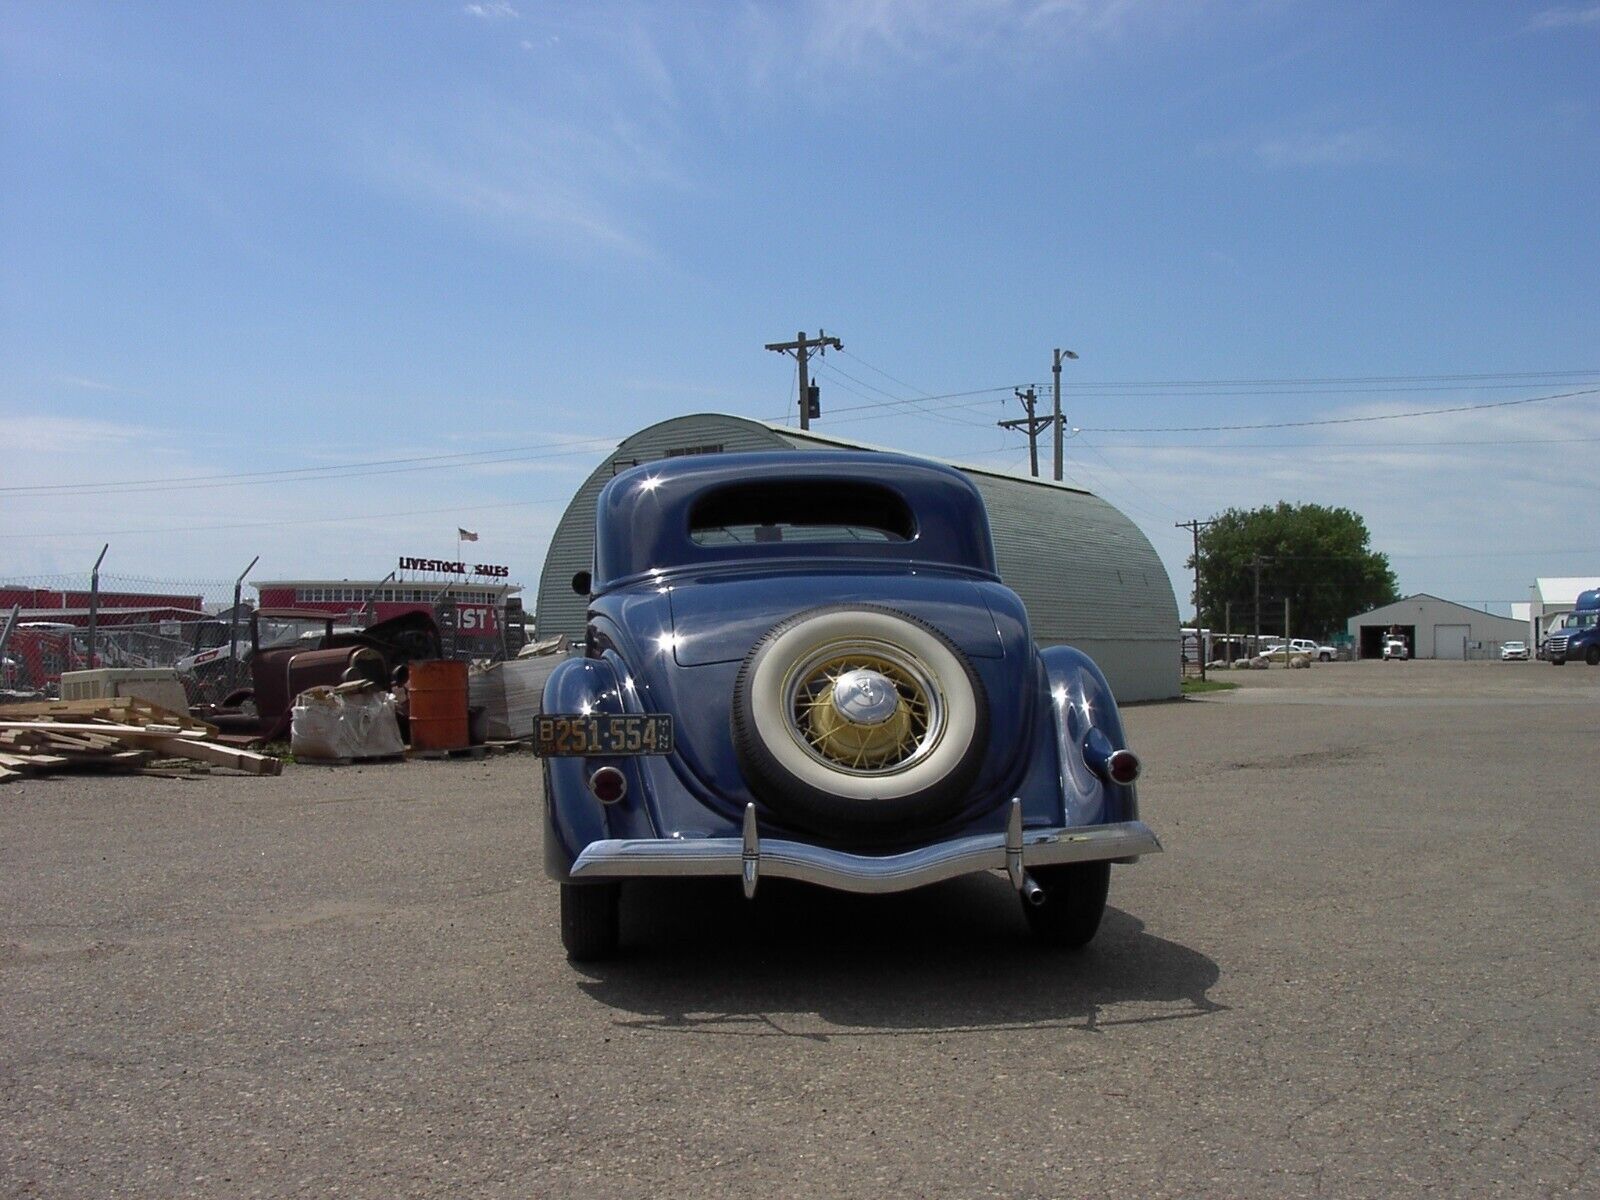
[1189,503,1399,640]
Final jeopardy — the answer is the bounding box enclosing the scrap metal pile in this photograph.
[0,697,281,784]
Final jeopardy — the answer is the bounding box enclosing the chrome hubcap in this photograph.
[782,639,944,775]
[831,668,900,725]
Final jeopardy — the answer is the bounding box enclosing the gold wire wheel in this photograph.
[783,641,945,775]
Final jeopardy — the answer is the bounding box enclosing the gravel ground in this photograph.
[3,660,1597,1198]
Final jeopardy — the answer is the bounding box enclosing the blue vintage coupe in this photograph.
[537,450,1160,959]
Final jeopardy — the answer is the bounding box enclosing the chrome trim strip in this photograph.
[569,819,1161,895]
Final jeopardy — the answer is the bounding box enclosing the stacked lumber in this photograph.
[0,697,281,784]
[468,654,563,742]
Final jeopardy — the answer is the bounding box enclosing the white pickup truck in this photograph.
[1263,638,1340,662]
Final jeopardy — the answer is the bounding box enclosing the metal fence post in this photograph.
[228,556,259,693]
[86,544,108,669]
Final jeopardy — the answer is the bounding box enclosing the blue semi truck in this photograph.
[1546,588,1599,666]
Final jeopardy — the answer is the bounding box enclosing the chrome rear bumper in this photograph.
[568,801,1160,897]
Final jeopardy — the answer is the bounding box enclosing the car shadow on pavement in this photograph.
[574,873,1225,1038]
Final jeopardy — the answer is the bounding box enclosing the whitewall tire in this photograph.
[731,605,989,835]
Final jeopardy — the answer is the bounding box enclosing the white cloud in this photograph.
[463,1,519,20]
[0,415,608,591]
[1051,392,1600,610]
[1526,5,1600,30]
[7,414,154,453]
[364,93,690,259]
[1198,122,1392,169]
[54,374,123,393]
[1253,129,1388,168]
[378,141,652,257]
[796,0,1160,64]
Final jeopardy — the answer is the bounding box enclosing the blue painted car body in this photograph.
[542,450,1153,889]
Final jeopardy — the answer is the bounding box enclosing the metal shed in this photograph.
[1346,593,1528,660]
[536,414,1180,701]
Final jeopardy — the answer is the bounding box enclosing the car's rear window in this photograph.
[688,481,916,546]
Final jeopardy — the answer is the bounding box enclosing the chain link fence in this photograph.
[2,572,527,702]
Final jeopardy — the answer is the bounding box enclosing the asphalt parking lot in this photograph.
[4,660,1597,1198]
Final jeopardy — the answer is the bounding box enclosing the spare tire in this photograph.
[731,605,989,835]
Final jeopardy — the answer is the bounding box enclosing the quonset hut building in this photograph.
[536,414,1180,702]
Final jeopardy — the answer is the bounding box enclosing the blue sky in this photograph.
[3,0,1597,616]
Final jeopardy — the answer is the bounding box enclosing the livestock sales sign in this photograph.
[398,555,510,578]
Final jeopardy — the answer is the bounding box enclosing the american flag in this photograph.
[458,528,479,542]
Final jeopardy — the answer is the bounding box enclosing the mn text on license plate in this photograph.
[534,713,675,756]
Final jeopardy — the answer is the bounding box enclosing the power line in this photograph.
[813,360,997,431]
[816,358,908,402]
[836,348,937,396]
[1074,438,1187,521]
[1078,386,1600,433]
[830,348,1049,444]
[800,381,1600,428]
[1058,369,1600,388]
[838,360,1600,395]
[0,496,571,541]
[767,382,1024,422]
[1057,381,1600,400]
[0,436,619,497]
[1076,434,1600,450]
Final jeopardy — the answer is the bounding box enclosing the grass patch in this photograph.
[1181,677,1239,695]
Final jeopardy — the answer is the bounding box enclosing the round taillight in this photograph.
[588,766,628,804]
[1106,749,1141,786]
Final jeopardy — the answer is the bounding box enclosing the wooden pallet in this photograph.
[0,696,217,737]
[0,714,279,783]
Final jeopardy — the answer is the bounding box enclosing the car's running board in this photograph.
[569,805,1160,897]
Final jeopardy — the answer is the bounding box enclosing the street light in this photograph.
[1052,348,1079,481]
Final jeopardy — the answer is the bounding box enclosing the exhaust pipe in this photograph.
[1021,873,1047,907]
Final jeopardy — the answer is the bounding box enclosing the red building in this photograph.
[0,586,209,690]
[0,586,206,627]
[253,578,524,653]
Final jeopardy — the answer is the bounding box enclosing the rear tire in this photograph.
[1023,861,1110,949]
[560,882,620,961]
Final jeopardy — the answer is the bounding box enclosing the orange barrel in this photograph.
[407,659,470,751]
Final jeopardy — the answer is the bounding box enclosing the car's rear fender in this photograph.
[1039,644,1138,825]
[541,655,671,881]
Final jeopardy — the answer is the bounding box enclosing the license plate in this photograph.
[534,713,675,756]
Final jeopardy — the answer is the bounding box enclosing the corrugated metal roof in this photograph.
[534,413,1179,700]
[1347,593,1529,632]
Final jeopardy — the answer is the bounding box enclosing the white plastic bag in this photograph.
[291,686,405,761]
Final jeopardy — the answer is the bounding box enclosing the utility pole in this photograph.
[765,330,842,431]
[1051,348,1078,481]
[1252,554,1265,649]
[998,386,1053,478]
[1176,518,1215,679]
